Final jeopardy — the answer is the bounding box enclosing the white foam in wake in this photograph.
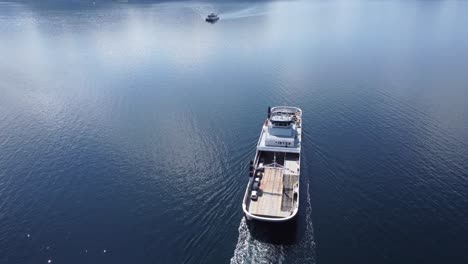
[230,217,286,264]
[220,6,269,20]
[230,183,316,264]
[302,182,317,262]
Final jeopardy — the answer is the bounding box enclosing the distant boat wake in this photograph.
[230,182,316,264]
[191,5,268,20]
[219,6,269,20]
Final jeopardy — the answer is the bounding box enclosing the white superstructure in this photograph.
[205,13,219,22]
[242,106,302,222]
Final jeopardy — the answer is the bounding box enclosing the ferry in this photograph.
[205,13,219,23]
[242,106,302,222]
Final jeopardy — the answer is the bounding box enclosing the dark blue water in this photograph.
[1,1,468,263]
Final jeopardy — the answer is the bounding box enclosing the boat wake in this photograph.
[220,6,268,20]
[230,182,316,264]
[191,5,268,21]
[301,182,317,263]
[230,217,286,264]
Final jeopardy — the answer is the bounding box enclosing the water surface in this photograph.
[1,1,467,263]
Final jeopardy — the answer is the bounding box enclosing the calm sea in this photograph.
[1,0,467,263]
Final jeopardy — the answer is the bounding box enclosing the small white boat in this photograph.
[242,106,303,222]
[205,13,219,22]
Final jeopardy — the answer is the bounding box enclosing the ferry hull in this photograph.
[242,106,302,223]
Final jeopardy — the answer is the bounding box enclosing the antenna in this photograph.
[273,152,276,167]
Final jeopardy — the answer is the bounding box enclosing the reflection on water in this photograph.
[1,1,468,264]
